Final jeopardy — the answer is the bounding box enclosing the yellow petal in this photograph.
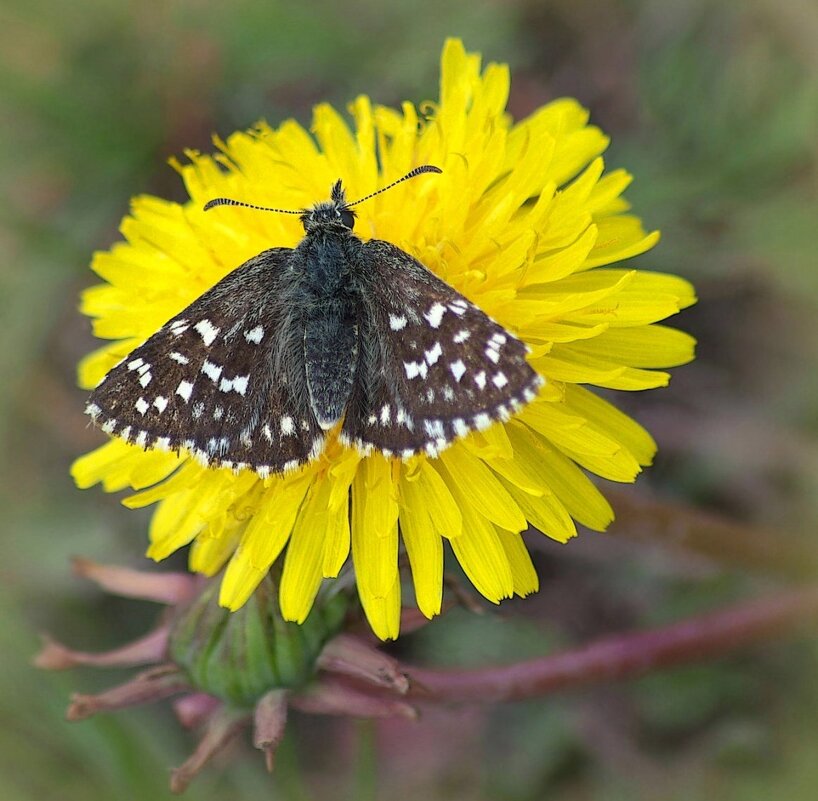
[562,384,656,467]
[439,447,527,533]
[505,421,612,531]
[538,346,671,390]
[218,471,312,610]
[448,501,514,604]
[189,514,242,576]
[406,459,463,538]
[521,402,641,483]
[357,572,401,641]
[565,325,696,368]
[322,490,351,579]
[582,216,660,269]
[351,456,399,598]
[497,529,539,596]
[397,480,444,619]
[279,479,335,623]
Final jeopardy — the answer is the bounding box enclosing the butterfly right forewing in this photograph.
[342,239,543,458]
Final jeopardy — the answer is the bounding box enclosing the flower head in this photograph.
[73,38,695,638]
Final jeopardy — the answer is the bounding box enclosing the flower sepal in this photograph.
[36,559,413,793]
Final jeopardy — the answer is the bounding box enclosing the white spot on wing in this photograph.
[449,359,467,382]
[201,360,222,382]
[139,371,152,387]
[424,302,446,328]
[404,360,428,380]
[169,351,189,365]
[389,314,407,331]
[194,319,220,346]
[380,404,391,425]
[218,374,249,395]
[127,358,144,371]
[176,380,194,402]
[281,416,295,436]
[485,347,501,364]
[425,341,443,366]
[153,396,168,413]
[135,397,149,415]
[474,371,487,390]
[244,325,264,344]
[474,413,491,430]
[453,329,471,343]
[423,419,445,439]
[492,372,509,389]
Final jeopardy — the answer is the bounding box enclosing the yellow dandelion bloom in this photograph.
[72,38,695,639]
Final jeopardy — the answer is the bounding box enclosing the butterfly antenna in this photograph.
[203,198,302,214]
[345,165,442,208]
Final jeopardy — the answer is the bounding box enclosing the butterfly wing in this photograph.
[87,248,324,476]
[342,239,543,458]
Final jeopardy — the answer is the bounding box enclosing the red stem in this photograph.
[404,586,818,703]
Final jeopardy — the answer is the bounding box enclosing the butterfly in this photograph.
[85,166,544,478]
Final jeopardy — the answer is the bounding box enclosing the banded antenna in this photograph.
[203,165,442,214]
[345,165,442,207]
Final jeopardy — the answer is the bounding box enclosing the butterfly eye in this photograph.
[339,209,355,230]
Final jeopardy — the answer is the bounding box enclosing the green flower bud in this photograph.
[170,573,348,706]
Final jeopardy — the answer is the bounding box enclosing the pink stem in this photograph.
[404,586,818,703]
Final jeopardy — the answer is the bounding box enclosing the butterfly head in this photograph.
[300,180,356,233]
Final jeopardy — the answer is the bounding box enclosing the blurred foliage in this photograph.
[2,0,818,798]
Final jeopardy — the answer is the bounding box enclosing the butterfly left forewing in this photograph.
[342,240,543,458]
[87,248,324,475]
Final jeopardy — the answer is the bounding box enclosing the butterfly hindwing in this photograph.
[342,239,543,457]
[87,248,324,476]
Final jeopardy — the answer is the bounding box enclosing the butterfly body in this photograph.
[86,174,543,477]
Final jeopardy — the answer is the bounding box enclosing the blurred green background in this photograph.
[2,0,818,798]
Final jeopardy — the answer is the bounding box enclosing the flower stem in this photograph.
[607,489,818,579]
[404,586,818,702]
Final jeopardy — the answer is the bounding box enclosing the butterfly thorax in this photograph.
[295,228,361,298]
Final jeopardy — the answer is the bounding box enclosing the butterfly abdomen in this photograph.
[304,302,358,430]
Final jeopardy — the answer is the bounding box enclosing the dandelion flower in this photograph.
[72,38,696,639]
